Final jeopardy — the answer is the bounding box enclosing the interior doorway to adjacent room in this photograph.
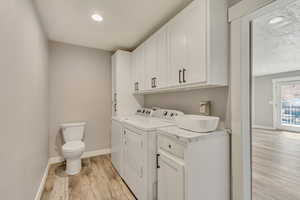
[251,0,300,199]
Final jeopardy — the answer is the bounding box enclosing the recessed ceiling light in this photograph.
[269,16,285,24]
[91,13,103,22]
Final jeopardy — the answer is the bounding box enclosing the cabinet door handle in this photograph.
[183,68,186,83]
[151,78,154,88]
[153,78,155,88]
[151,77,157,88]
[179,70,182,83]
[134,82,138,91]
[114,93,117,101]
[156,154,160,169]
[123,131,127,144]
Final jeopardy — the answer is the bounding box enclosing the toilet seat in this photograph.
[62,141,85,152]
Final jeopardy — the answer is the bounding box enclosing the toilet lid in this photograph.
[63,141,85,152]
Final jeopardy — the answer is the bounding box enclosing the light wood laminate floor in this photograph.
[41,155,136,200]
[252,129,300,200]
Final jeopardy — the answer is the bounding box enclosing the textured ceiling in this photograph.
[34,0,193,51]
[253,1,300,76]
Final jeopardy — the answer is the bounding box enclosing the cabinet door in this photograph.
[182,0,207,85]
[131,50,138,93]
[135,46,145,91]
[123,129,145,199]
[144,37,157,90]
[157,152,184,200]
[111,121,123,176]
[156,27,169,89]
[168,0,207,87]
[168,14,186,88]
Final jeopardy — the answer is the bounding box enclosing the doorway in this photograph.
[251,0,300,199]
[229,0,300,199]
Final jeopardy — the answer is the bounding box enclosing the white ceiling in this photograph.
[34,0,192,51]
[253,1,300,76]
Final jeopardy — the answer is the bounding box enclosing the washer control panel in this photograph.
[152,109,184,121]
[136,108,184,120]
[136,108,154,117]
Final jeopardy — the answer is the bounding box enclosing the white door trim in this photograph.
[229,0,299,200]
[272,79,279,129]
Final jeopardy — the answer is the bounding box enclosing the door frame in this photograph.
[273,76,300,132]
[229,0,299,199]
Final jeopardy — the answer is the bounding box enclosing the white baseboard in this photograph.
[34,162,50,200]
[48,156,64,164]
[252,125,276,130]
[82,148,111,158]
[48,148,111,165]
[34,148,111,200]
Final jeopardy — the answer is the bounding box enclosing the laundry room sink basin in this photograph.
[176,115,219,133]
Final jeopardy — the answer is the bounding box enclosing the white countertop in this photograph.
[122,118,174,132]
[157,126,227,143]
[112,116,125,122]
[112,115,144,122]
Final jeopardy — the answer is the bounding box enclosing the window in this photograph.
[273,77,300,132]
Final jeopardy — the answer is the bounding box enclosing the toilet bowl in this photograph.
[61,122,86,175]
[62,141,85,175]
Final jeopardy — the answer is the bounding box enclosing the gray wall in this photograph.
[253,70,300,128]
[49,41,112,157]
[0,0,49,200]
[145,87,229,124]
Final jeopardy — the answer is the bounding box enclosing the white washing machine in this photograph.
[112,108,184,200]
[111,114,146,177]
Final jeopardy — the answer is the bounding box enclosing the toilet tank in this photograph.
[61,122,86,142]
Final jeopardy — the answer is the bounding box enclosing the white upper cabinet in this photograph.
[131,50,138,92]
[156,27,169,89]
[144,37,158,91]
[131,0,228,94]
[132,46,145,92]
[112,50,144,116]
[181,0,207,85]
[168,14,185,88]
[144,27,169,91]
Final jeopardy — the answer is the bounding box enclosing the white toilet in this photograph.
[61,122,86,175]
